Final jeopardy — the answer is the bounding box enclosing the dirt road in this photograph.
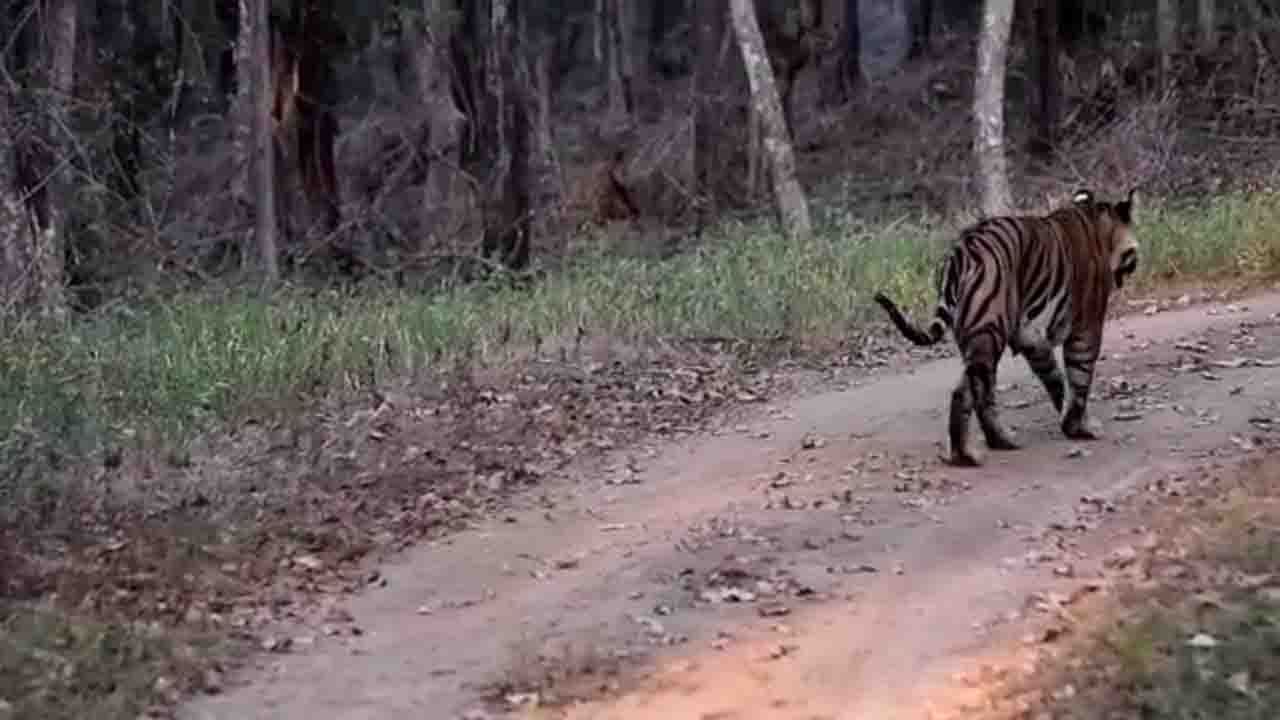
[182,290,1280,720]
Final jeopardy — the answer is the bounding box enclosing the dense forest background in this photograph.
[1,0,1276,318]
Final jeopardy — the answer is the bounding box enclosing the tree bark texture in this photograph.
[693,0,726,235]
[837,0,860,101]
[1030,0,1059,159]
[233,0,253,208]
[818,0,858,107]
[907,0,935,59]
[292,0,344,241]
[522,26,564,254]
[729,0,812,240]
[0,75,34,317]
[248,0,280,280]
[603,0,634,127]
[479,0,533,271]
[974,0,1014,217]
[1156,0,1176,93]
[758,0,822,129]
[410,0,469,245]
[1197,0,1216,55]
[3,0,77,320]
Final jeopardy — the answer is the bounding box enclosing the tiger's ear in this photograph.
[1116,187,1137,224]
[1072,189,1094,205]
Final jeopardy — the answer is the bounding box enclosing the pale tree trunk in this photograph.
[603,0,634,127]
[729,0,812,240]
[232,0,252,207]
[974,0,1014,217]
[592,0,605,65]
[410,0,468,246]
[247,0,279,280]
[0,82,34,317]
[693,0,725,236]
[1156,0,1176,93]
[1197,0,1216,55]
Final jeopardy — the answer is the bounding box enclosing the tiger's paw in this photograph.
[948,449,983,467]
[1061,418,1101,441]
[985,432,1020,451]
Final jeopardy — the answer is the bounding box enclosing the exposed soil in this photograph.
[181,289,1280,720]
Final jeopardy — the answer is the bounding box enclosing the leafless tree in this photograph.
[729,0,812,240]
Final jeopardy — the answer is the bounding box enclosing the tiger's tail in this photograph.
[872,291,950,347]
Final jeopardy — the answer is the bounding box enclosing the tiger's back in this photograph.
[874,189,1139,466]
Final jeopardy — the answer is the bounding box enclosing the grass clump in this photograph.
[0,603,224,720]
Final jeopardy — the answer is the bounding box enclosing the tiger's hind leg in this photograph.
[949,333,1016,466]
[948,371,981,467]
[1023,345,1066,412]
[973,360,1020,452]
[1061,329,1103,440]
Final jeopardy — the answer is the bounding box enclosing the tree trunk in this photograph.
[411,0,469,245]
[729,0,812,240]
[1156,0,1175,93]
[907,0,935,59]
[603,0,634,127]
[522,24,564,255]
[0,77,34,317]
[216,0,239,103]
[480,0,533,271]
[646,0,680,77]
[233,0,253,207]
[5,0,78,320]
[292,0,347,270]
[1030,0,1059,159]
[592,0,605,65]
[248,0,280,281]
[1197,0,1216,55]
[693,0,726,236]
[838,0,862,100]
[974,0,1014,217]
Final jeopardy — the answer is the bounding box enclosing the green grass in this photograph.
[0,603,225,720]
[1120,599,1280,720]
[1,191,1279,502]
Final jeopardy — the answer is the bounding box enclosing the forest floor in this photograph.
[176,287,1280,720]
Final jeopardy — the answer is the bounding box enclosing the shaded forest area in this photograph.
[1,0,1277,318]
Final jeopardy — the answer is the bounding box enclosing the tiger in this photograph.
[872,188,1139,467]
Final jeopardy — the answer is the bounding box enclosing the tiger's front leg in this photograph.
[1061,330,1103,440]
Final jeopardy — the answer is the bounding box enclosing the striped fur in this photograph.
[873,189,1139,467]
